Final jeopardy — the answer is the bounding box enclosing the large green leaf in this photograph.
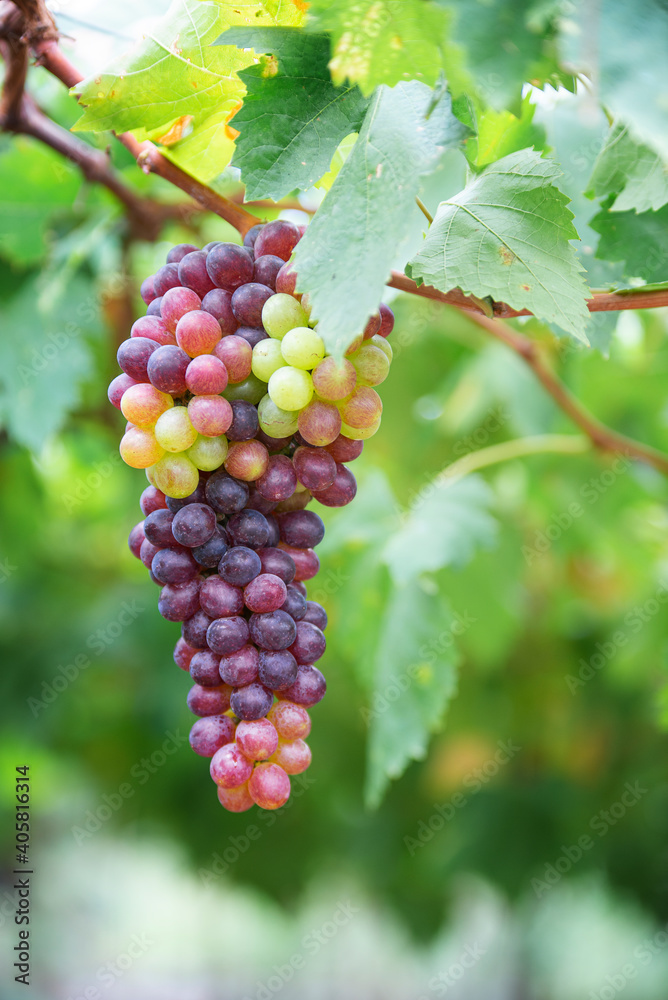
[587,124,668,214]
[0,278,102,452]
[383,476,497,584]
[407,149,591,341]
[590,205,668,283]
[365,579,459,808]
[292,81,467,356]
[72,0,307,181]
[306,0,456,95]
[221,27,369,200]
[0,140,82,267]
[441,0,571,111]
[561,0,668,162]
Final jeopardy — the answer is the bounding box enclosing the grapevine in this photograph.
[110,220,393,811]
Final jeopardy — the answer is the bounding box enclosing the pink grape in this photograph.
[339,386,382,429]
[131,315,176,346]
[219,644,259,686]
[188,395,233,436]
[363,312,382,339]
[200,576,244,618]
[174,636,197,671]
[275,261,298,295]
[108,373,137,409]
[236,719,279,761]
[278,543,319,582]
[244,574,288,613]
[312,356,356,401]
[160,286,202,333]
[210,742,253,787]
[267,701,311,741]
[140,485,168,515]
[298,400,342,447]
[185,355,229,395]
[201,289,238,335]
[139,537,160,569]
[189,715,236,757]
[214,335,252,383]
[224,440,269,482]
[176,311,221,357]
[121,383,173,428]
[254,220,301,261]
[120,427,164,468]
[217,781,254,812]
[378,303,394,337]
[271,738,311,774]
[248,762,291,809]
[128,521,144,559]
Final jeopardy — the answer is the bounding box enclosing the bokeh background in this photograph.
[1,2,668,997]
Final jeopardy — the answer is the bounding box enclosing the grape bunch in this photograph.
[108,219,394,812]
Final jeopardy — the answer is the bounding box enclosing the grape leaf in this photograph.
[466,93,548,169]
[440,0,571,111]
[383,476,497,584]
[306,0,456,95]
[365,579,459,808]
[0,140,82,267]
[220,27,369,200]
[71,0,307,181]
[587,124,668,214]
[406,149,591,341]
[561,0,668,162]
[292,81,468,356]
[0,278,102,452]
[590,206,668,284]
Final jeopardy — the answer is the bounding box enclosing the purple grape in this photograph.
[206,243,254,291]
[281,585,307,622]
[158,580,200,621]
[226,399,260,442]
[143,508,175,547]
[249,610,297,651]
[258,649,298,691]
[174,636,196,671]
[279,664,326,707]
[226,509,269,549]
[167,243,199,264]
[140,485,168,516]
[206,470,249,514]
[257,547,296,584]
[243,223,265,249]
[192,524,229,568]
[207,616,250,655]
[147,296,163,316]
[218,545,262,586]
[312,463,358,507]
[244,574,288,614]
[201,288,238,335]
[117,337,159,382]
[230,682,273,721]
[219,644,259,686]
[140,275,157,305]
[231,283,274,328]
[153,263,181,296]
[265,515,280,548]
[128,521,145,559]
[302,601,327,631]
[253,255,284,290]
[166,477,209,513]
[257,455,298,502]
[203,241,222,252]
[253,220,300,261]
[257,430,294,453]
[245,487,279,516]
[171,503,217,548]
[152,547,199,584]
[178,250,216,298]
[187,683,231,717]
[292,580,307,597]
[190,650,224,686]
[278,510,325,549]
[189,715,236,757]
[182,609,214,649]
[293,446,337,492]
[140,537,159,569]
[235,326,268,348]
[200,576,244,618]
[146,344,190,395]
[289,621,326,664]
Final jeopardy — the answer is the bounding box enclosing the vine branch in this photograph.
[439,434,592,486]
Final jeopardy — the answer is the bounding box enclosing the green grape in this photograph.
[350,343,390,386]
[268,366,314,410]
[154,406,198,452]
[223,374,267,404]
[280,327,325,370]
[120,427,165,469]
[187,434,229,471]
[258,394,299,437]
[151,454,200,498]
[341,416,381,440]
[252,339,286,382]
[262,293,308,340]
[370,333,393,362]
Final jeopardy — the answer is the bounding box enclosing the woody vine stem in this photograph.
[2,0,668,477]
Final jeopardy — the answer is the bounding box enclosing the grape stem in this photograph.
[439,434,591,485]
